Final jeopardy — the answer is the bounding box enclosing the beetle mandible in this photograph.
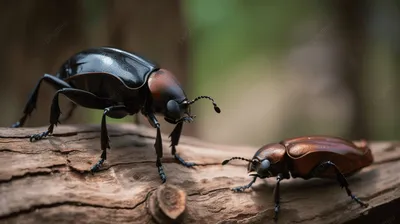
[222,136,373,221]
[11,46,221,183]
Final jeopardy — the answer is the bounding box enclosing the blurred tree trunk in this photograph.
[392,41,400,139]
[0,0,87,127]
[103,0,194,137]
[332,0,370,139]
[391,1,400,139]
[0,0,194,136]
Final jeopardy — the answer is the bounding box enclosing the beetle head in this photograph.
[148,69,221,124]
[164,99,195,124]
[221,157,272,179]
[247,158,273,178]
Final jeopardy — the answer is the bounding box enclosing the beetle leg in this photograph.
[146,113,167,183]
[310,161,369,207]
[30,88,109,142]
[156,127,166,183]
[232,176,257,192]
[273,174,284,221]
[90,105,127,173]
[170,122,196,168]
[29,88,65,142]
[59,102,77,123]
[12,74,72,128]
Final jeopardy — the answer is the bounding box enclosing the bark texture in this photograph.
[0,124,399,224]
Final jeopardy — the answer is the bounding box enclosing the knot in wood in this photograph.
[148,184,187,224]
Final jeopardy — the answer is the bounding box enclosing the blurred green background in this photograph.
[0,0,399,148]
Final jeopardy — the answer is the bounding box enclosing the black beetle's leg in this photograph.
[232,176,257,192]
[273,174,284,221]
[30,88,65,142]
[156,127,166,183]
[309,161,368,207]
[30,88,109,142]
[90,105,128,173]
[32,87,122,172]
[170,122,195,167]
[146,113,166,183]
[12,74,72,128]
[59,102,77,123]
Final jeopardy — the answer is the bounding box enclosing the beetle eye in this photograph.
[260,160,270,170]
[166,100,181,119]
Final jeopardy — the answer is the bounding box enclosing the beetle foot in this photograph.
[273,204,280,221]
[90,158,105,173]
[158,165,167,183]
[174,154,196,168]
[345,186,369,207]
[351,195,369,207]
[30,130,51,142]
[11,115,28,128]
[231,186,246,192]
[11,122,22,128]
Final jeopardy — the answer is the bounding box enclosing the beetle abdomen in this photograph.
[57,47,159,89]
[282,135,356,146]
[282,136,373,178]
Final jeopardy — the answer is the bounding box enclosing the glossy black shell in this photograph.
[55,47,160,113]
[57,47,159,88]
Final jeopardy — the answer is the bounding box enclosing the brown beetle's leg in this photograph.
[232,176,257,192]
[273,174,284,221]
[170,122,195,167]
[310,161,369,207]
[146,113,166,183]
[12,74,72,128]
[90,105,128,173]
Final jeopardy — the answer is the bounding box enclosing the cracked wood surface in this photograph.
[0,124,400,224]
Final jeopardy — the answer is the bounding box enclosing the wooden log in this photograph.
[0,124,399,224]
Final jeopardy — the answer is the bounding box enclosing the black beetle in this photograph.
[222,136,373,221]
[11,46,221,183]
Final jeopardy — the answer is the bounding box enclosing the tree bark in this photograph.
[0,124,399,224]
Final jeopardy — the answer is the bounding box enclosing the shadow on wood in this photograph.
[0,124,399,223]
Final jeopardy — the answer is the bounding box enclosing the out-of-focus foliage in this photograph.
[181,0,400,146]
[0,0,399,147]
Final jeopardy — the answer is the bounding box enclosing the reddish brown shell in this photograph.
[280,136,374,178]
[247,143,287,175]
[147,69,185,102]
[251,143,286,164]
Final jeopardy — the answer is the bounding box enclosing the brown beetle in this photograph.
[222,136,373,221]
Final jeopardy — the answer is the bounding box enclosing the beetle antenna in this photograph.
[188,96,221,113]
[222,157,252,165]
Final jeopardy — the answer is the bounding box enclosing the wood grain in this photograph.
[0,124,399,224]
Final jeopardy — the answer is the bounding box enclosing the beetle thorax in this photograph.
[147,69,187,111]
[147,69,192,124]
[247,143,289,178]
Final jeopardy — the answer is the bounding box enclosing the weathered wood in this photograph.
[0,124,399,224]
